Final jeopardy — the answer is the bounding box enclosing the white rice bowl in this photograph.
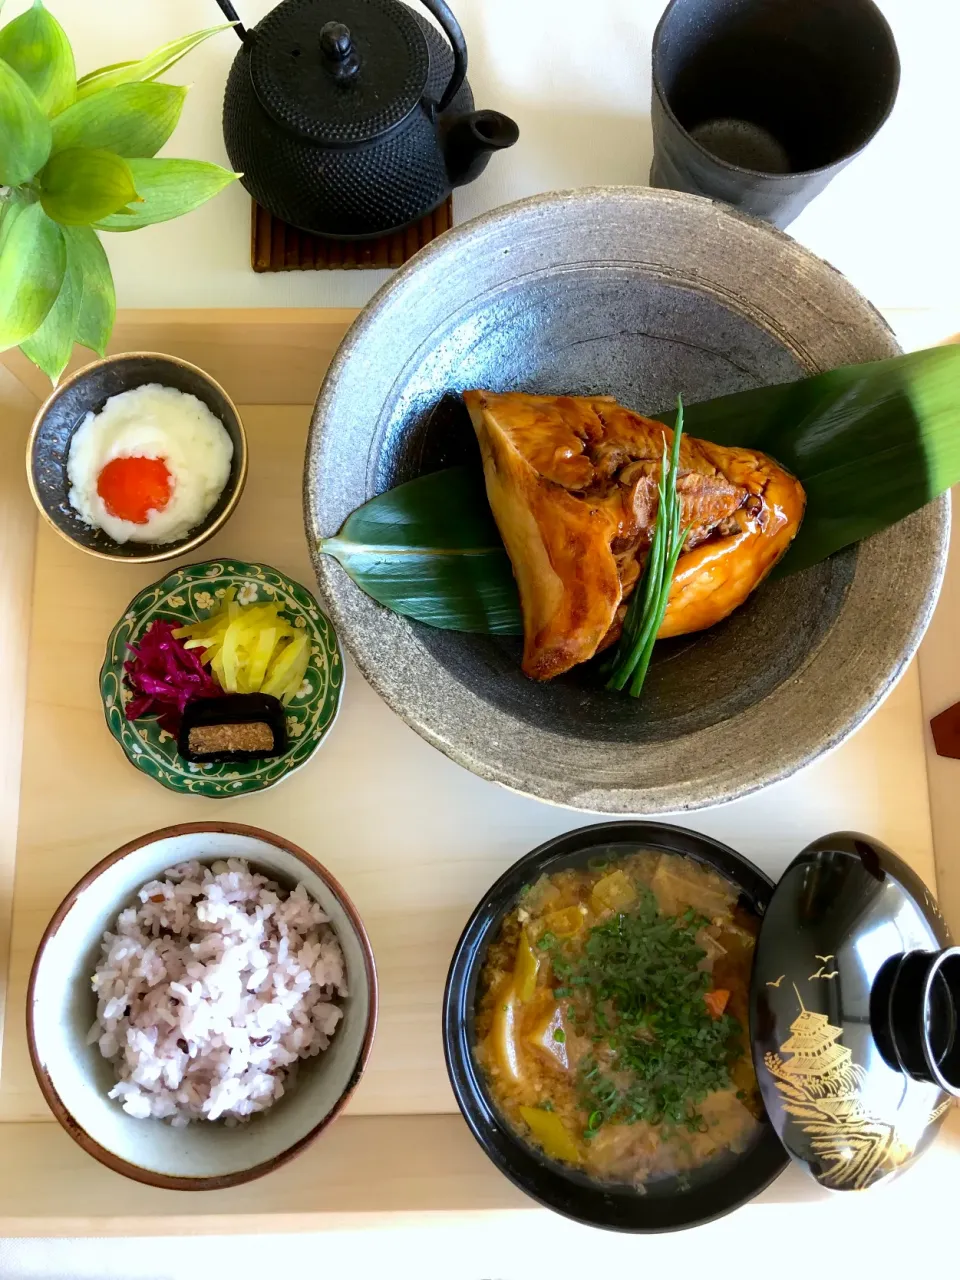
[89,858,346,1127]
[29,826,375,1187]
[67,383,233,545]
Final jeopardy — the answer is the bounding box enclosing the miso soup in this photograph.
[475,850,762,1186]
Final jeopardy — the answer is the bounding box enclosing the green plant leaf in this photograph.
[0,198,24,273]
[51,81,187,158]
[94,157,238,230]
[19,225,81,379]
[0,0,75,116]
[39,146,139,225]
[64,224,114,355]
[75,23,237,98]
[77,60,135,90]
[0,200,65,350]
[0,186,26,245]
[0,54,51,184]
[320,348,960,633]
[320,467,523,633]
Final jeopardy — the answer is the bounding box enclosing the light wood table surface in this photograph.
[1,0,959,1271]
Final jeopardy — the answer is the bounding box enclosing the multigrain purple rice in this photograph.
[88,858,345,1126]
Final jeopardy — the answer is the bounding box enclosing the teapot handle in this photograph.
[417,0,468,111]
[214,0,248,41]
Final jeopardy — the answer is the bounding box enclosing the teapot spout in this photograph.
[443,110,519,187]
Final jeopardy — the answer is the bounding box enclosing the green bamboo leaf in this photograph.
[655,346,960,576]
[0,0,75,116]
[65,224,114,355]
[75,23,237,98]
[19,227,81,379]
[0,200,65,350]
[0,55,51,184]
[51,82,187,158]
[322,349,960,633]
[94,157,238,230]
[320,467,523,633]
[39,146,139,225]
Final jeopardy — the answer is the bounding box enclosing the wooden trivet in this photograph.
[251,197,453,272]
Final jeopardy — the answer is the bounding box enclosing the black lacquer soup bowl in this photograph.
[442,821,790,1232]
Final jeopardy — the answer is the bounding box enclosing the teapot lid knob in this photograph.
[319,20,360,79]
[320,20,354,61]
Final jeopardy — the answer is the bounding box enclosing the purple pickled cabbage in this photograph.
[123,619,222,734]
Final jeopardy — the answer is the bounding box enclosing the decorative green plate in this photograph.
[100,559,343,797]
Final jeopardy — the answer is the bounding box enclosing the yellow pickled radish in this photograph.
[175,599,310,702]
[261,632,309,701]
[219,615,242,692]
[245,626,278,690]
[210,648,225,687]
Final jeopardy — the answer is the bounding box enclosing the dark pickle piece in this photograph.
[177,693,287,764]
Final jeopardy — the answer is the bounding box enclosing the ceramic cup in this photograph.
[649,0,900,228]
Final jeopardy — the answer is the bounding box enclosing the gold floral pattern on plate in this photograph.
[100,559,343,797]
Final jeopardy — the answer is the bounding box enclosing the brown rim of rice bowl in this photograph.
[26,821,378,1191]
[25,352,249,565]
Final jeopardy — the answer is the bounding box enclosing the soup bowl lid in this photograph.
[750,831,958,1192]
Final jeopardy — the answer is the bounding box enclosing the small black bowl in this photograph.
[443,821,789,1231]
[26,352,247,564]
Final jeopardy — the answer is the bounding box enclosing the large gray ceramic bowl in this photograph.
[305,187,949,813]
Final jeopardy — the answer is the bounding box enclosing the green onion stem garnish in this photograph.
[606,395,690,697]
[544,888,741,1132]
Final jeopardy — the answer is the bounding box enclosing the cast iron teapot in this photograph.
[216,0,519,239]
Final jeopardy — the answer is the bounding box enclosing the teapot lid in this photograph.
[249,0,430,146]
[750,832,958,1193]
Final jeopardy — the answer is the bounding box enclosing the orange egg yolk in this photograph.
[97,455,173,524]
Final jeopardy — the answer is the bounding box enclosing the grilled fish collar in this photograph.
[464,390,806,681]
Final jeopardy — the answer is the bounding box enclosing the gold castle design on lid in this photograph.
[764,986,911,1191]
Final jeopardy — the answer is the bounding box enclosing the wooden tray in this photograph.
[0,311,958,1235]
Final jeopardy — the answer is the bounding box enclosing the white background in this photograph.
[4,0,957,343]
[2,0,959,1275]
